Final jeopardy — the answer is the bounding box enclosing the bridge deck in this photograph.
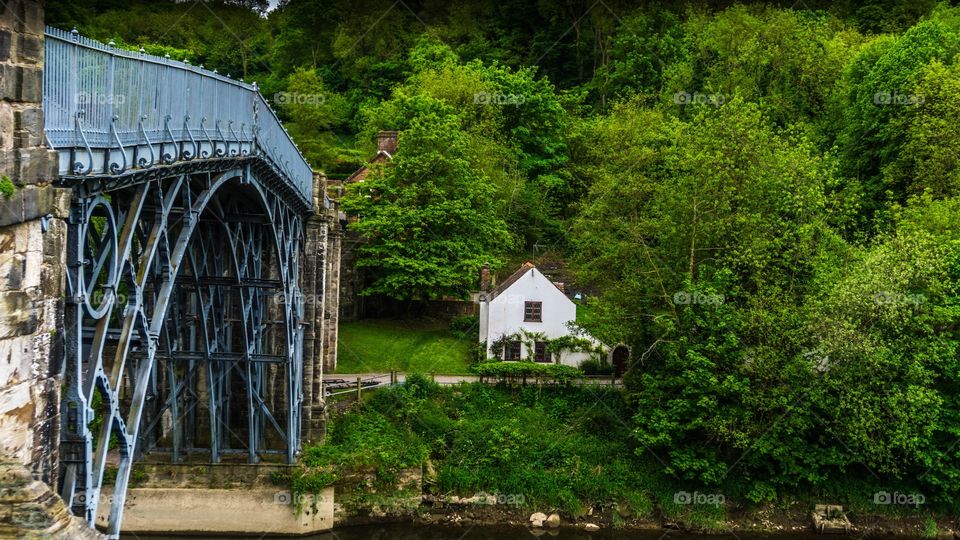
[42,26,313,209]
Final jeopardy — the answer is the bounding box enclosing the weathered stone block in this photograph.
[9,500,58,529]
[0,1,43,37]
[0,186,70,227]
[13,217,39,253]
[41,218,66,265]
[0,334,34,387]
[0,148,14,178]
[37,297,59,333]
[20,247,39,289]
[0,1,24,33]
[15,147,58,184]
[0,64,15,102]
[39,261,62,298]
[18,64,40,103]
[0,226,10,251]
[0,379,33,463]
[21,2,45,37]
[16,33,41,64]
[0,457,105,538]
[0,290,38,339]
[0,63,40,103]
[0,102,13,150]
[0,250,24,291]
[14,106,42,148]
[0,30,12,62]
[0,456,33,487]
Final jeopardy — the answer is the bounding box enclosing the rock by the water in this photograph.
[584,523,601,531]
[529,512,547,527]
[545,513,561,528]
[812,504,852,534]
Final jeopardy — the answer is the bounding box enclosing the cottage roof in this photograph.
[486,262,567,301]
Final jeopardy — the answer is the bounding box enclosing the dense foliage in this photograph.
[57,0,960,509]
[295,377,662,519]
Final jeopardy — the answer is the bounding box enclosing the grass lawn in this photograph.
[335,319,473,374]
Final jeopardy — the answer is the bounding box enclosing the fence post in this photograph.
[356,376,362,401]
[430,371,436,382]
[611,370,616,386]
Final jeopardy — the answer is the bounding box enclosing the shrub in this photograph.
[449,314,479,338]
[579,359,613,376]
[470,361,583,383]
[403,372,441,398]
[0,176,15,199]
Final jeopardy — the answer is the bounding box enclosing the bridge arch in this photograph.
[61,166,307,535]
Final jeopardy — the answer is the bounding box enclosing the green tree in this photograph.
[341,110,512,301]
[277,68,350,171]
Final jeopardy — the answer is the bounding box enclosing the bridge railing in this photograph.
[42,27,313,206]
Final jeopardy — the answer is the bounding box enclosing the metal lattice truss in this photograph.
[59,166,304,537]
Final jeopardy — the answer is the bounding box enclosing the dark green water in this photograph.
[129,525,830,540]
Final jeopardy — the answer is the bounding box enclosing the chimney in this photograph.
[377,131,398,155]
[480,264,491,293]
[553,281,565,293]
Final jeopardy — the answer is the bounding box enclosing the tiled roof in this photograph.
[486,262,567,301]
[344,152,390,183]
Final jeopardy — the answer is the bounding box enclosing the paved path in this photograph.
[323,373,622,396]
[325,373,479,385]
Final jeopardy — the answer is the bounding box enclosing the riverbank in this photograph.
[289,377,960,539]
[330,489,959,538]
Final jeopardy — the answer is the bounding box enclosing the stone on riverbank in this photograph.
[812,504,851,534]
[545,513,560,528]
[529,512,547,527]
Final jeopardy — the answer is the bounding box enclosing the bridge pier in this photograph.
[301,172,340,442]
[0,1,103,537]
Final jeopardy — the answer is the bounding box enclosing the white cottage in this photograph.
[478,262,601,367]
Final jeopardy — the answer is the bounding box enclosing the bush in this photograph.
[449,314,479,338]
[579,359,613,376]
[403,372,441,398]
[287,382,659,517]
[470,361,583,383]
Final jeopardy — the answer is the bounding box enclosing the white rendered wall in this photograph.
[483,268,582,364]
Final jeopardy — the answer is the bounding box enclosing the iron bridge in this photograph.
[42,27,314,538]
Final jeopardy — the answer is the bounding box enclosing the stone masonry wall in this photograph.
[337,230,365,322]
[302,172,342,441]
[0,0,67,491]
[0,457,104,539]
[322,204,341,374]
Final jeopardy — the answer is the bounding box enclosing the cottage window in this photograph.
[523,301,542,322]
[506,340,522,361]
[534,341,549,362]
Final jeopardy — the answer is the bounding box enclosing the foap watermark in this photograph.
[77,92,126,106]
[874,491,925,507]
[89,289,129,306]
[674,491,725,507]
[872,291,926,306]
[873,91,924,106]
[473,92,526,106]
[271,291,322,306]
[500,293,528,306]
[71,491,116,507]
[274,91,326,106]
[273,490,326,506]
[673,91,726,107]
[673,291,724,306]
[470,492,526,506]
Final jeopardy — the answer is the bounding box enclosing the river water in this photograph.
[130,525,831,539]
